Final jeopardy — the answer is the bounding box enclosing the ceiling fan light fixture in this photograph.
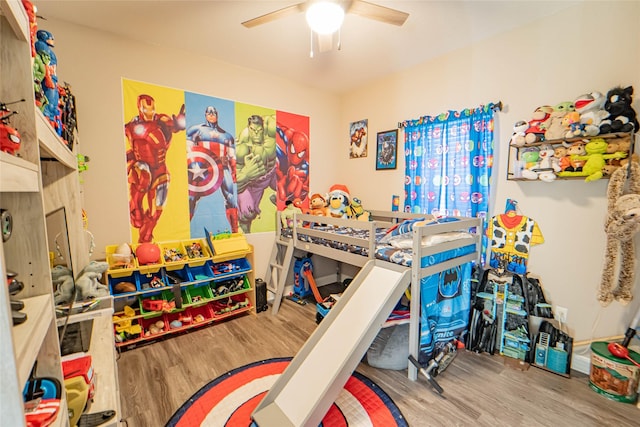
[305,1,344,35]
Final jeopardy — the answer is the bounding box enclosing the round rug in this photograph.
[166,357,408,426]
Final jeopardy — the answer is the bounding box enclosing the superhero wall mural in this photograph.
[122,79,310,243]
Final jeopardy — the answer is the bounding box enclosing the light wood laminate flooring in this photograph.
[116,301,640,426]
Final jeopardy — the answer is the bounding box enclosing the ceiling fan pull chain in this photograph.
[337,28,342,51]
[309,29,314,58]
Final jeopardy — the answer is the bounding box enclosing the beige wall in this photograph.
[43,19,342,280]
[339,1,640,343]
[44,0,640,343]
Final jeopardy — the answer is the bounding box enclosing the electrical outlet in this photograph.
[556,306,568,323]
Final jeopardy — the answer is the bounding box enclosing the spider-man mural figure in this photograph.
[275,123,309,208]
[125,94,185,243]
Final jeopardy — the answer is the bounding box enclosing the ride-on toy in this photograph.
[408,340,460,397]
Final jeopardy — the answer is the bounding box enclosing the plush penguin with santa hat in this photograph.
[327,184,351,218]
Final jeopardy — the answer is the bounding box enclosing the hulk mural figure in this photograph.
[235,114,277,233]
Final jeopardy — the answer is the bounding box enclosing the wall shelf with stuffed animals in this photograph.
[507,86,638,183]
[106,237,256,350]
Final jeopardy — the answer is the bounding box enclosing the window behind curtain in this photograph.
[402,104,496,258]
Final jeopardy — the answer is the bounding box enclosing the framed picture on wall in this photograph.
[376,129,398,170]
[349,119,368,158]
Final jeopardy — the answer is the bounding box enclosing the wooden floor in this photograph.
[115,301,640,427]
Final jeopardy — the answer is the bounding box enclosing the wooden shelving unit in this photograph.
[0,1,121,425]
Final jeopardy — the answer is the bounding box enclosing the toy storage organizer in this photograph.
[107,238,256,349]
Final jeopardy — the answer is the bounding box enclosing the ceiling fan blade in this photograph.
[241,2,305,28]
[347,0,409,26]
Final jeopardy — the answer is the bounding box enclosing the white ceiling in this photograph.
[34,0,580,95]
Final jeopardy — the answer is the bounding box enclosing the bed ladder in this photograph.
[267,238,295,315]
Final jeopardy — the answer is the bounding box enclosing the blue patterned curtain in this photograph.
[402,103,496,258]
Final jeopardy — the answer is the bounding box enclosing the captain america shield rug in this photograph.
[165,357,408,427]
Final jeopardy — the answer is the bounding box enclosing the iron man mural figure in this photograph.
[186,106,238,232]
[125,94,185,243]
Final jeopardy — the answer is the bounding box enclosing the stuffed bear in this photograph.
[598,161,640,306]
[599,86,639,134]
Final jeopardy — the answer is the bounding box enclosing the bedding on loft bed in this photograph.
[280,212,477,267]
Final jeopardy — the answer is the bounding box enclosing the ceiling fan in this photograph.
[242,1,409,55]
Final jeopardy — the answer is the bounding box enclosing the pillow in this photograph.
[378,217,429,244]
[379,216,461,245]
[388,231,473,249]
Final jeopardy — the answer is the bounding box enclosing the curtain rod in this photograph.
[397,100,503,129]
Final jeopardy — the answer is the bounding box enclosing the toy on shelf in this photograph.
[307,193,328,216]
[136,242,161,265]
[0,99,25,156]
[326,184,351,219]
[163,246,186,263]
[185,242,203,258]
[600,86,639,134]
[113,306,141,342]
[35,30,61,131]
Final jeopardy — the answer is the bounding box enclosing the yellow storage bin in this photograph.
[105,244,138,278]
[159,241,189,270]
[182,238,211,266]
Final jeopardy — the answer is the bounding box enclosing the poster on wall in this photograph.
[349,119,368,158]
[274,111,310,212]
[185,93,237,238]
[122,79,310,240]
[122,79,190,243]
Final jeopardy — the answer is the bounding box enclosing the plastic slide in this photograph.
[252,260,411,427]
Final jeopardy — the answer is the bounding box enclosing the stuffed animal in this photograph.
[557,138,627,182]
[75,261,109,300]
[575,91,608,136]
[523,105,553,144]
[346,197,370,221]
[562,111,584,138]
[281,200,302,228]
[532,143,560,182]
[599,86,639,134]
[563,142,587,172]
[327,184,351,218]
[519,147,540,180]
[541,101,575,141]
[52,265,75,305]
[553,145,571,172]
[510,120,529,147]
[308,193,328,216]
[598,161,640,306]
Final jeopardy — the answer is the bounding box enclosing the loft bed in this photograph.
[273,210,483,380]
[254,210,482,425]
